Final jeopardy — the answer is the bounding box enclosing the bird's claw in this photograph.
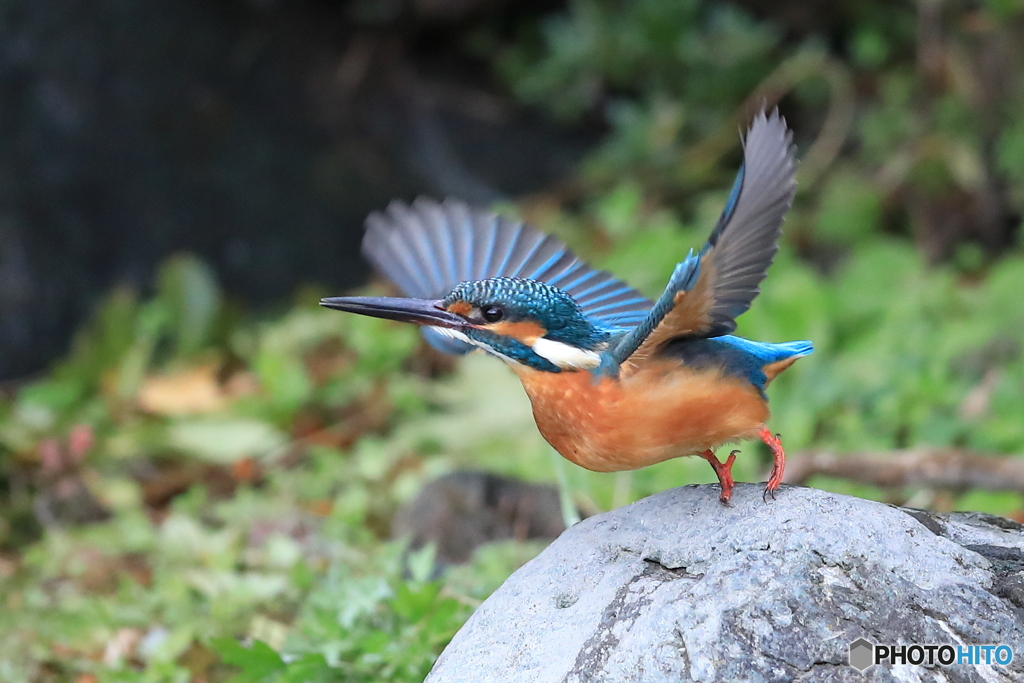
[701,430,788,505]
[699,449,737,505]
[758,428,786,504]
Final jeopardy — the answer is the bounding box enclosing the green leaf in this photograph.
[391,581,442,623]
[279,654,336,683]
[56,286,140,389]
[210,638,285,683]
[116,302,169,401]
[255,351,312,419]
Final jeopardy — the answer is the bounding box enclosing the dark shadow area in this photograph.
[0,0,591,379]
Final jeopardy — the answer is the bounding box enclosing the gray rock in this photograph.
[426,484,1024,683]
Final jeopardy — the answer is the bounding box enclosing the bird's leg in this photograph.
[697,449,738,505]
[757,427,785,501]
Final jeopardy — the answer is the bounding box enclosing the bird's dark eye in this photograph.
[481,305,504,323]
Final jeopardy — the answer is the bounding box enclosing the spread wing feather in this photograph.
[704,109,797,332]
[363,197,653,354]
[609,109,797,367]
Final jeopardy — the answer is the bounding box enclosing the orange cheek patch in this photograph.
[446,301,472,316]
[486,320,547,343]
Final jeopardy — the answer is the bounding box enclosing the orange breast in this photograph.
[511,361,770,472]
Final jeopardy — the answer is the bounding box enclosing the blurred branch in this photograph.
[787,58,857,187]
[784,448,1024,492]
[680,49,855,188]
[917,0,946,90]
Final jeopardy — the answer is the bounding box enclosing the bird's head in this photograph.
[321,277,612,372]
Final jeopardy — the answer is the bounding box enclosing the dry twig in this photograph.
[783,448,1024,492]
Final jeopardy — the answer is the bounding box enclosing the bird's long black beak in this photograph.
[319,296,465,328]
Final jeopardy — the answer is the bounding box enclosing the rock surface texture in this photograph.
[425,484,1024,683]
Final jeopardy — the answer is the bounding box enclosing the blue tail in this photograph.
[664,335,812,395]
[717,336,813,365]
[766,339,814,362]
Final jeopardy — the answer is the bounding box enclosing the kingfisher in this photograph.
[322,109,811,503]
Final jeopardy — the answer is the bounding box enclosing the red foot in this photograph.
[698,449,738,505]
[757,427,785,501]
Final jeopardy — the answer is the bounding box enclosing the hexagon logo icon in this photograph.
[849,638,875,671]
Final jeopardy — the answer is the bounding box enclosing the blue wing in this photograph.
[362,197,654,354]
[608,109,798,367]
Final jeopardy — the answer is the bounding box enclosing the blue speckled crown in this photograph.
[445,277,611,350]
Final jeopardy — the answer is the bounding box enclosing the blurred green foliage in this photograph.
[499,0,1024,261]
[501,0,780,124]
[4,0,1024,680]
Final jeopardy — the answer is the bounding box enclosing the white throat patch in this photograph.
[531,337,601,370]
[429,326,601,370]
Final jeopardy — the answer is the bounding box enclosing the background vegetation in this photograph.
[3,0,1024,680]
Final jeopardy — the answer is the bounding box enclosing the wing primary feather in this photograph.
[489,222,526,277]
[374,232,431,296]
[585,299,653,316]
[507,235,549,278]
[573,280,634,307]
[561,270,606,299]
[701,108,796,335]
[711,164,745,243]
[572,275,620,301]
[521,238,572,280]
[604,108,796,370]
[421,200,461,288]
[398,203,448,295]
[443,200,474,287]
[474,211,500,281]
[530,251,581,284]
[365,208,434,296]
[559,269,604,296]
[543,260,588,287]
[359,197,655,353]
[523,247,564,279]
